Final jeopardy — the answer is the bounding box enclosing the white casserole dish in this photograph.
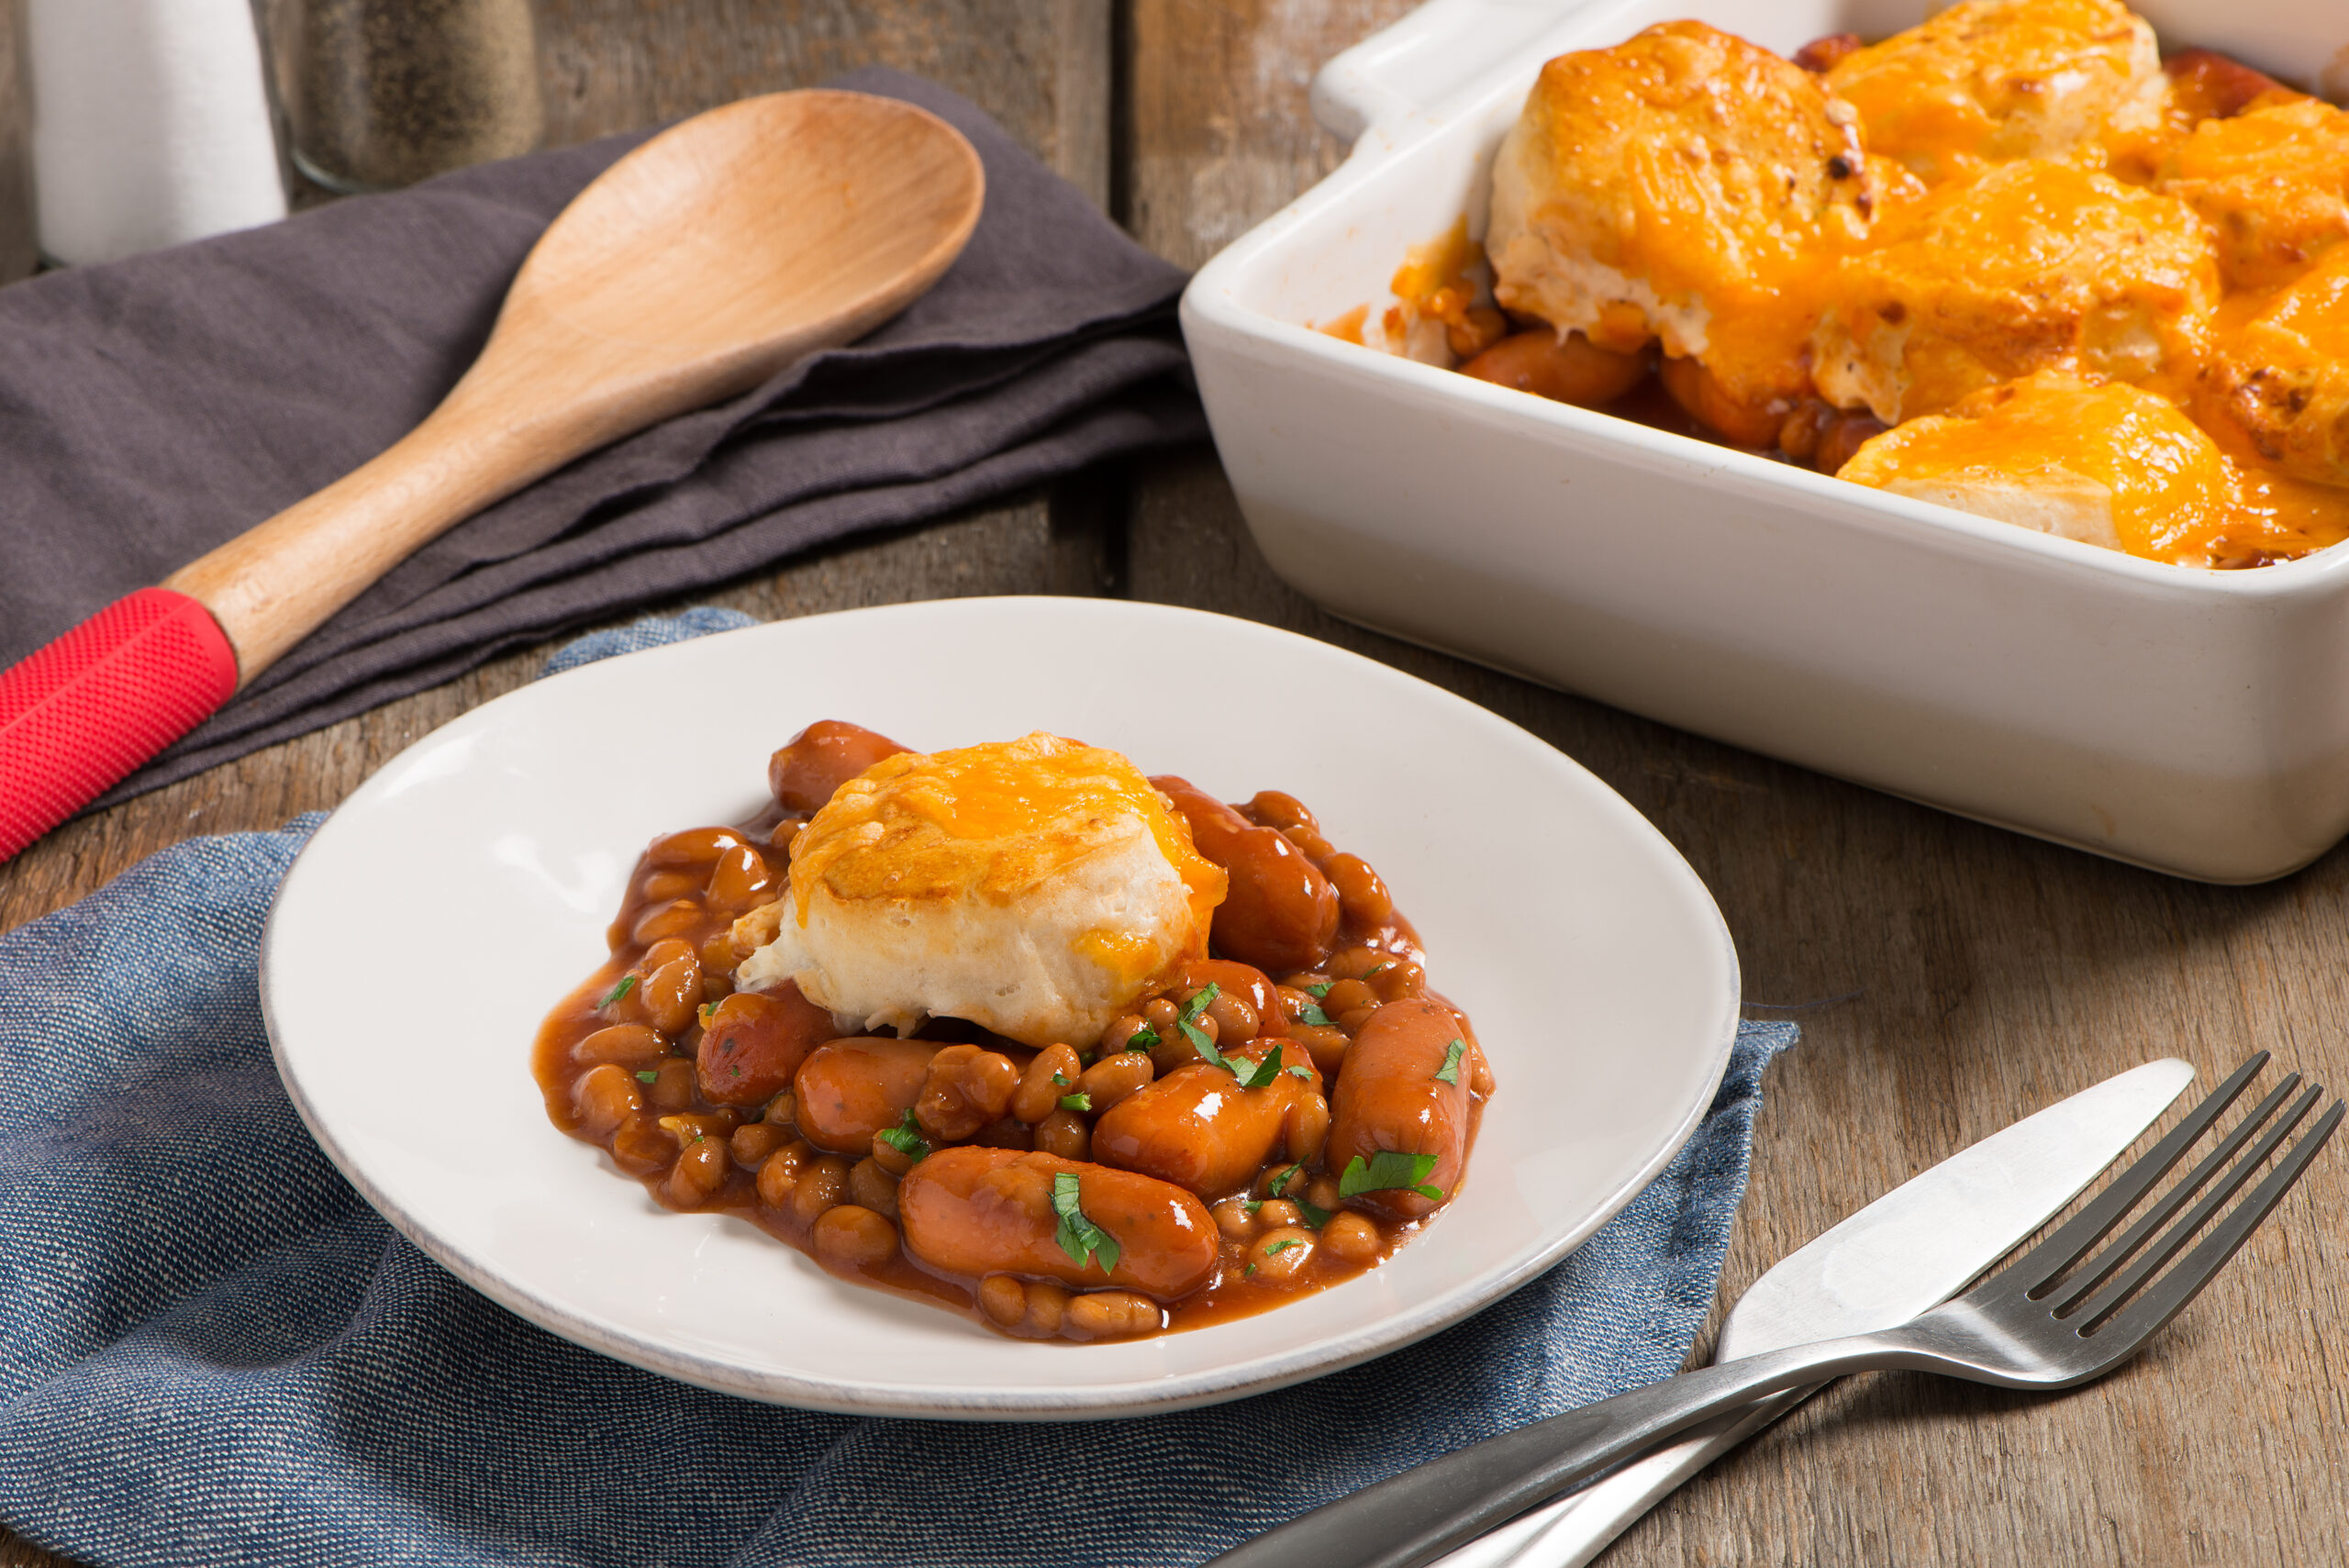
[1181,0,2349,884]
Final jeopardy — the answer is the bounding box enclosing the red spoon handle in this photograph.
[0,588,239,860]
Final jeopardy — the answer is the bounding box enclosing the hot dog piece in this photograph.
[767,720,913,816]
[793,1037,941,1153]
[1092,1039,1322,1198]
[696,980,838,1106]
[897,1146,1218,1299]
[1152,776,1338,973]
[1325,995,1475,1221]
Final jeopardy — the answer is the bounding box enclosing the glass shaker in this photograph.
[0,0,32,282]
[272,0,544,193]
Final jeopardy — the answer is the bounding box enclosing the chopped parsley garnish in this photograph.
[1287,1065,1313,1080]
[1059,1092,1093,1113]
[635,1069,659,1084]
[1266,1162,1303,1197]
[1052,1072,1072,1086]
[1242,1198,1264,1216]
[1305,981,1336,999]
[1177,984,1222,1060]
[1264,1239,1304,1257]
[1294,1001,1337,1029]
[1124,1023,1161,1053]
[1229,1043,1287,1090]
[874,1108,930,1164]
[1244,1263,1258,1278]
[1338,1151,1443,1202]
[1297,1198,1334,1228]
[1434,1038,1465,1085]
[1364,962,1392,978]
[1051,1172,1120,1274]
[600,974,638,1008]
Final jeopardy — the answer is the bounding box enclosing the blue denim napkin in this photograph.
[0,610,1796,1568]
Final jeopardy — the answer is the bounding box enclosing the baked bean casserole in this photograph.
[535,722,1494,1342]
[1324,0,2349,569]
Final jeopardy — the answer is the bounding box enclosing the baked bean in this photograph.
[731,1120,787,1169]
[638,945,702,1037]
[812,1205,899,1271]
[1816,409,1889,475]
[659,1109,741,1143]
[1323,854,1394,930]
[1212,1197,1259,1240]
[793,1038,940,1153]
[700,972,734,1005]
[631,900,704,945]
[1152,776,1339,973]
[916,1044,1022,1141]
[767,720,912,815]
[897,1147,1219,1298]
[1254,1162,1307,1200]
[1659,356,1784,449]
[1020,1278,1070,1336]
[1143,997,1181,1036]
[1305,1174,1341,1214]
[647,827,749,868]
[573,1064,642,1136]
[573,1024,667,1066]
[1247,1227,1317,1283]
[608,1115,672,1174]
[1074,1050,1153,1113]
[1285,1090,1331,1164]
[977,1274,1027,1327]
[647,1058,696,1112]
[1150,1015,1210,1077]
[1337,1006,1379,1037]
[1245,790,1318,837]
[1320,978,1379,1018]
[1322,1210,1382,1262]
[665,1132,730,1207]
[1325,995,1474,1221]
[1100,1015,1153,1056]
[1012,1043,1083,1124]
[639,869,699,903]
[1032,1107,1091,1161]
[755,1140,812,1208]
[699,929,741,979]
[972,1116,1033,1151]
[1369,961,1427,1003]
[1282,823,1337,862]
[791,1153,852,1225]
[768,816,807,851]
[869,1130,920,1177]
[1329,947,1391,981]
[849,1156,902,1218]
[1065,1290,1163,1340]
[698,981,839,1106]
[763,1089,797,1126]
[1459,328,1647,406]
[1092,1040,1319,1198]
[1254,1199,1303,1229]
[705,843,777,913]
[1205,992,1259,1043]
[1298,1030,1353,1084]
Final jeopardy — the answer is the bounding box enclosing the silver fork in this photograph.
[1210,1055,2342,1568]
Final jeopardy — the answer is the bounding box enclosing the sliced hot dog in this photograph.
[1324,995,1474,1220]
[897,1146,1219,1299]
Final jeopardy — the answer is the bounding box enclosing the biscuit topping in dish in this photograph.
[1334,6,2349,569]
[738,732,1226,1048]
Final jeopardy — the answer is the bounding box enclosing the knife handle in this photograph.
[0,587,239,860]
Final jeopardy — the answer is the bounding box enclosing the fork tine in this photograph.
[2065,1082,2322,1327]
[2085,1095,2343,1350]
[2045,1073,2305,1316]
[2010,1052,2268,1298]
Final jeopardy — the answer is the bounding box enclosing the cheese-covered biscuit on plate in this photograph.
[1810,159,2217,423]
[1823,0,2161,187]
[737,732,1227,1049]
[2160,97,2349,292]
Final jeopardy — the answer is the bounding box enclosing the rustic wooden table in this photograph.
[5,3,2344,1564]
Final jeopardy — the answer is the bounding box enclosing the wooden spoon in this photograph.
[0,89,985,859]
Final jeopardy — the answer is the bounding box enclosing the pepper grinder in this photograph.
[273,0,543,193]
[22,0,288,265]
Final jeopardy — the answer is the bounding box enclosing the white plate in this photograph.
[262,597,1740,1418]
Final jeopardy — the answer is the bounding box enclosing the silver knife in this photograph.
[1426,1056,2198,1568]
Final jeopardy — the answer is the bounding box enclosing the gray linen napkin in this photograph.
[0,69,1202,806]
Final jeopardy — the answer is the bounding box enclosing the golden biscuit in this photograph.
[1811,159,2217,423]
[2161,98,2349,292]
[2199,246,2349,488]
[737,732,1227,1048]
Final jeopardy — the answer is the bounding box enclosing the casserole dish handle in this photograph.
[1310,0,1588,144]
